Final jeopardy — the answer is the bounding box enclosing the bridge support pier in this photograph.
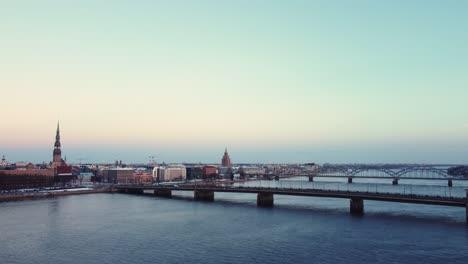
[309,176,314,182]
[194,190,214,201]
[350,198,364,215]
[466,190,468,224]
[448,179,453,187]
[392,179,399,185]
[257,193,274,207]
[127,189,144,195]
[466,202,468,224]
[348,177,353,184]
[154,189,172,198]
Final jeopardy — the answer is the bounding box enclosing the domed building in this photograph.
[0,155,8,168]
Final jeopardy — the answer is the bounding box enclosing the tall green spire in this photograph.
[54,121,61,148]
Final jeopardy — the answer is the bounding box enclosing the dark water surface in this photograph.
[1,192,468,264]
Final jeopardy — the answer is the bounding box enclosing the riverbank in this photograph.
[0,187,114,202]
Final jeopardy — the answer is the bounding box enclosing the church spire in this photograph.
[221,147,232,168]
[54,122,61,148]
[53,121,62,166]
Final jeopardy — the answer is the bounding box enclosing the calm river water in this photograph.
[1,181,468,264]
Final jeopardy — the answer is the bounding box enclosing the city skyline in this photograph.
[1,1,468,163]
[1,121,467,165]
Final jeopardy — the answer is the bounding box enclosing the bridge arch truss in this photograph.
[316,165,460,179]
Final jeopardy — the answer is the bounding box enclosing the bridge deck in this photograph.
[116,185,466,207]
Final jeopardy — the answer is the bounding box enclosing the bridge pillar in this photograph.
[257,192,274,207]
[466,189,468,224]
[194,190,214,201]
[448,179,453,187]
[154,189,172,198]
[350,198,364,215]
[348,177,353,184]
[309,176,314,182]
[392,179,399,185]
[128,188,144,195]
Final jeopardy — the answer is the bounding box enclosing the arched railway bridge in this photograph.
[283,165,468,187]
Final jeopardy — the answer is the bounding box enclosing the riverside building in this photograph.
[99,168,135,184]
[158,166,186,182]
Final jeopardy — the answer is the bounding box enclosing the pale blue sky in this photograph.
[1,1,467,164]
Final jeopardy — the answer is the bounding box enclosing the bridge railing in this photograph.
[231,180,466,199]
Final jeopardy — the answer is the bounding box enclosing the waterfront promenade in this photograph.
[0,186,112,202]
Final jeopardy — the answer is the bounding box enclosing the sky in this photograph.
[1,0,468,164]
